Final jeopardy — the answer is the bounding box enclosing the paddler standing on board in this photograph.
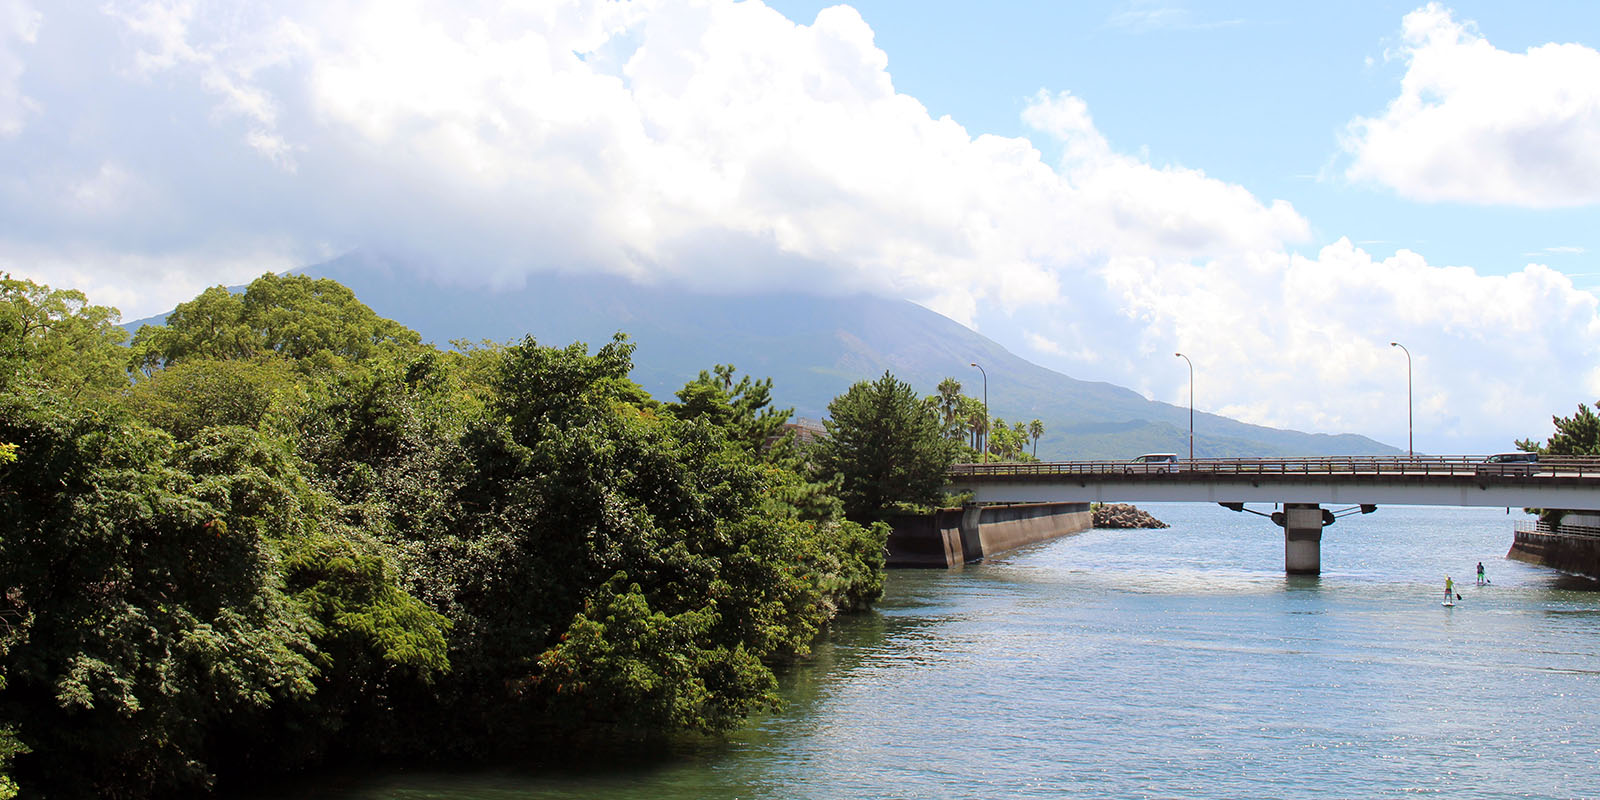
[1444,575,1455,604]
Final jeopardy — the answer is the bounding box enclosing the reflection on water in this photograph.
[256,505,1600,800]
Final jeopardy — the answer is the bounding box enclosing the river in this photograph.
[264,504,1600,799]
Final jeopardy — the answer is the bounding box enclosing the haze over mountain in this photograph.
[129,252,1398,460]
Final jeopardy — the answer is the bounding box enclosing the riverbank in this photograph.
[1507,520,1600,579]
[885,502,1092,567]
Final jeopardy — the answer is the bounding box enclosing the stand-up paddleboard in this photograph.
[1443,600,1455,607]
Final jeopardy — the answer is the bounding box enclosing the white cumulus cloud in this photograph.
[0,0,40,137]
[0,0,1595,453]
[1345,3,1600,207]
[1056,240,1600,451]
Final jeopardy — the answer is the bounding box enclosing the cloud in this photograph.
[0,0,40,137]
[1104,1,1240,33]
[0,0,1595,453]
[1024,331,1065,356]
[2,1,1304,317]
[1344,3,1600,207]
[1073,240,1600,449]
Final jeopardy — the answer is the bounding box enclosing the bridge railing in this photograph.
[1514,519,1600,539]
[949,456,1600,480]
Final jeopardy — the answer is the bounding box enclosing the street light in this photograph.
[1390,342,1412,458]
[1175,352,1193,461]
[970,362,988,464]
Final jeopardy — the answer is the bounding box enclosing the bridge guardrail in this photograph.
[949,456,1600,480]
[1514,520,1600,539]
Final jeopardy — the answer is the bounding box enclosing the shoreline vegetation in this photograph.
[1,273,899,799]
[0,271,1023,799]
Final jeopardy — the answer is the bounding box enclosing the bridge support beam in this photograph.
[1283,503,1324,575]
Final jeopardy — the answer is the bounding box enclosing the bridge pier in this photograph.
[1282,503,1324,575]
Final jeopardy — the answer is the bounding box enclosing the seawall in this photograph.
[886,502,1092,568]
[1507,521,1600,580]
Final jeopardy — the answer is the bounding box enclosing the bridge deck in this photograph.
[948,456,1600,509]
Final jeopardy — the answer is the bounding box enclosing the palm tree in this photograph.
[1029,418,1044,459]
[964,399,988,454]
[936,377,963,440]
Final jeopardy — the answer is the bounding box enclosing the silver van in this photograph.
[1126,453,1180,474]
[1477,452,1539,476]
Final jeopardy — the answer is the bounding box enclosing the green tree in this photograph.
[125,357,306,441]
[387,334,883,744]
[934,377,963,440]
[1516,402,1600,526]
[955,395,985,453]
[0,598,26,800]
[1518,403,1600,456]
[814,371,958,522]
[0,273,128,399]
[1,299,448,795]
[130,273,423,372]
[3,274,889,792]
[0,390,322,797]
[984,418,1031,462]
[667,364,792,453]
[1029,418,1045,459]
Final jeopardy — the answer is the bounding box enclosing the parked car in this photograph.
[1126,453,1180,474]
[1476,452,1539,476]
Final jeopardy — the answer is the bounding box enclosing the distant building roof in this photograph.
[766,417,827,448]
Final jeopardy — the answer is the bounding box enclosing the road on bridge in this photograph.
[946,455,1600,510]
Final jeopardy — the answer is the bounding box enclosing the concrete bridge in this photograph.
[947,456,1600,575]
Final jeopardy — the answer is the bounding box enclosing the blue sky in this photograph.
[767,0,1600,279]
[3,1,1599,453]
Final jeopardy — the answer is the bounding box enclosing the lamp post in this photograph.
[970,361,988,464]
[1175,352,1193,462]
[1390,341,1412,458]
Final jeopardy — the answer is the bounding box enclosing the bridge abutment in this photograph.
[1283,503,1324,575]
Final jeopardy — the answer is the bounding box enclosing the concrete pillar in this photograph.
[1283,503,1324,575]
[959,504,985,562]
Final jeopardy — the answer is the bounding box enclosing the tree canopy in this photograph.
[1518,402,1600,457]
[814,371,959,522]
[1,273,127,399]
[0,274,887,798]
[128,273,423,372]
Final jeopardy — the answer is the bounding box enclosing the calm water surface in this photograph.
[271,505,1600,799]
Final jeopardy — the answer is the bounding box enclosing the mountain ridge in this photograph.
[125,251,1399,460]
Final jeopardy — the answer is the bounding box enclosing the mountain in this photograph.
[125,251,1399,460]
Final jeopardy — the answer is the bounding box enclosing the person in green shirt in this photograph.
[1444,575,1455,603]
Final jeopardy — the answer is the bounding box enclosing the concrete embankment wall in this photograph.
[886,502,1092,568]
[1507,529,1600,580]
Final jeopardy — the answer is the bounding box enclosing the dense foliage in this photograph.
[1517,402,1600,457]
[814,371,961,522]
[0,273,887,798]
[929,376,1043,462]
[1516,402,1600,525]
